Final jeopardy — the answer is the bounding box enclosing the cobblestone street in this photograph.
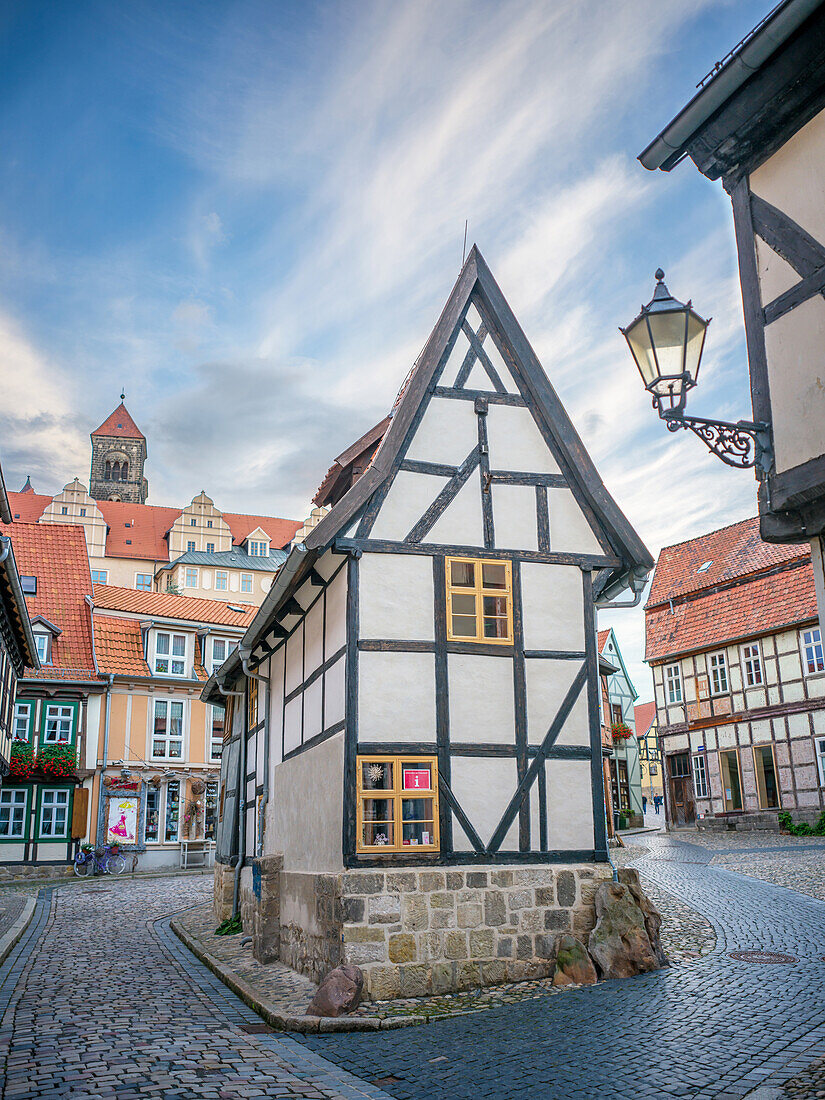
[0,835,822,1098]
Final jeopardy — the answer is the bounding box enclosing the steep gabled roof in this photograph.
[0,521,97,681]
[313,417,391,508]
[7,490,52,524]
[91,401,145,441]
[634,701,657,737]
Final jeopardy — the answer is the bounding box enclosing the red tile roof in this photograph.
[221,511,301,550]
[93,584,257,627]
[645,517,817,663]
[8,491,53,524]
[646,516,805,605]
[634,701,656,737]
[597,629,610,653]
[91,402,145,441]
[93,615,150,677]
[0,521,97,680]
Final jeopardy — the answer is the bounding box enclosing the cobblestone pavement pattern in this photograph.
[0,877,393,1100]
[0,894,27,942]
[301,833,825,1100]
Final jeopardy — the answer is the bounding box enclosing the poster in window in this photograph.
[402,767,430,791]
[107,797,138,844]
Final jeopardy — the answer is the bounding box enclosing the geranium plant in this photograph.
[37,744,79,779]
[611,721,633,741]
[9,740,34,780]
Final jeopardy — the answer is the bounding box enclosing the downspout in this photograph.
[97,673,115,844]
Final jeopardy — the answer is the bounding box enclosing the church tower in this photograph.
[89,397,148,504]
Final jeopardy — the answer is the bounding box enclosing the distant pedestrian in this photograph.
[642,795,647,814]
[654,795,661,814]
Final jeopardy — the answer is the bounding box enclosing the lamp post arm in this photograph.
[662,411,772,473]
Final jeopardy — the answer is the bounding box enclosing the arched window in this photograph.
[112,461,120,481]
[120,462,128,481]
[104,461,111,480]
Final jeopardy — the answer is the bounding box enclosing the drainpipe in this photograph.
[97,673,115,844]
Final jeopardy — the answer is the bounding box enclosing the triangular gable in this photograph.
[306,246,652,580]
[598,627,639,703]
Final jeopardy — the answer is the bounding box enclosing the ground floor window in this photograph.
[719,749,743,812]
[39,788,70,838]
[691,754,709,799]
[753,744,780,809]
[204,781,219,840]
[165,781,180,842]
[610,758,630,815]
[0,789,27,838]
[817,737,825,787]
[145,787,160,843]
[356,756,439,853]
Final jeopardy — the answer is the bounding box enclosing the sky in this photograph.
[0,0,773,701]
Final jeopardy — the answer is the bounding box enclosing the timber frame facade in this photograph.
[206,248,652,994]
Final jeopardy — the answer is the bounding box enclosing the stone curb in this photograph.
[169,917,425,1034]
[0,897,36,966]
[0,868,212,890]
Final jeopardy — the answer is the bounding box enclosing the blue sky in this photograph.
[0,0,772,697]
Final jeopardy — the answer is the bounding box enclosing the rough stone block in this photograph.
[509,889,532,910]
[506,959,529,982]
[491,870,513,887]
[514,868,553,886]
[520,909,542,932]
[345,942,387,966]
[399,964,431,997]
[431,962,455,994]
[535,933,555,959]
[457,889,483,905]
[455,961,481,991]
[485,891,506,926]
[388,933,416,963]
[366,965,400,1002]
[342,897,365,924]
[429,909,455,929]
[343,872,384,896]
[544,909,572,931]
[344,925,386,944]
[517,934,533,960]
[457,903,483,928]
[420,871,446,892]
[386,872,417,894]
[446,871,464,890]
[469,929,494,957]
[420,932,443,962]
[430,892,454,909]
[444,931,468,960]
[402,894,428,931]
[466,871,488,888]
[480,959,508,986]
[369,895,401,925]
[557,871,577,908]
[535,886,555,906]
[497,936,513,958]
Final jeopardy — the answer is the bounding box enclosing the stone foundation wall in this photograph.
[339,864,612,1001]
[278,871,343,984]
[213,862,234,923]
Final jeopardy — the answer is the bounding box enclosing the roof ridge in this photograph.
[655,514,759,555]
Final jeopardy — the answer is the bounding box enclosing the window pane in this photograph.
[155,700,167,721]
[483,595,507,617]
[401,764,432,791]
[172,636,186,657]
[213,640,226,661]
[145,789,159,842]
[401,797,433,820]
[362,761,393,790]
[450,560,474,587]
[170,703,183,733]
[362,797,393,820]
[483,617,509,639]
[451,615,476,637]
[165,782,180,841]
[156,634,169,655]
[481,563,507,589]
[155,658,169,674]
[451,593,475,615]
[402,817,434,846]
[362,819,394,847]
[168,740,182,759]
[152,739,166,757]
[170,660,185,675]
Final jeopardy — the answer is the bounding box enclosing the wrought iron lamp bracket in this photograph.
[659,405,773,474]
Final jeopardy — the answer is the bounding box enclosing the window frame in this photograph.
[816,736,825,787]
[91,569,108,585]
[240,572,253,594]
[708,651,729,696]
[144,786,161,844]
[153,631,188,677]
[165,779,181,842]
[38,787,71,840]
[13,701,34,741]
[151,698,185,760]
[134,573,153,591]
[691,754,709,799]
[184,567,199,588]
[753,743,781,809]
[741,641,764,687]
[43,702,77,745]
[215,570,228,591]
[800,627,825,676]
[186,541,196,553]
[445,556,513,646]
[664,663,683,705]
[210,705,225,761]
[0,788,28,840]
[34,633,51,665]
[356,754,440,854]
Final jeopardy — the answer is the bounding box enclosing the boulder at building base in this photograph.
[587,882,660,980]
[551,934,598,986]
[617,868,669,968]
[306,965,364,1018]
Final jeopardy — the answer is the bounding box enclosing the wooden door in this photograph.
[667,753,695,826]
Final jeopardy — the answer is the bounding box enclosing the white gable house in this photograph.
[204,248,653,999]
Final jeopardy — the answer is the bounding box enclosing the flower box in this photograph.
[9,740,35,780]
[611,721,633,741]
[37,744,80,779]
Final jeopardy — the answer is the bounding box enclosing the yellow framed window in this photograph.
[446,557,513,644]
[247,678,259,728]
[356,755,440,854]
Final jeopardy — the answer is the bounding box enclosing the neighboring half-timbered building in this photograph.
[598,629,643,828]
[205,248,652,997]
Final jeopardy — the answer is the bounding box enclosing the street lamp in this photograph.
[621,270,772,473]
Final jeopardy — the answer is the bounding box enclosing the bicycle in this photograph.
[73,843,127,877]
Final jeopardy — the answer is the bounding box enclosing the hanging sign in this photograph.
[402,768,430,791]
[107,796,138,844]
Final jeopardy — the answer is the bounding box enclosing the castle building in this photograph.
[7,401,300,607]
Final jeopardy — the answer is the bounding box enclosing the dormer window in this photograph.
[154,632,187,677]
[34,634,51,664]
[247,540,269,556]
[211,637,236,673]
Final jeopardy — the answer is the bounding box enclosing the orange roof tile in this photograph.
[93,584,257,627]
[634,701,656,737]
[7,491,53,524]
[91,402,145,441]
[0,521,97,680]
[646,516,806,606]
[221,511,301,550]
[597,629,610,653]
[93,615,150,677]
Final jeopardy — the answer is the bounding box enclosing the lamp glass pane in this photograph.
[684,311,708,383]
[646,310,688,378]
[624,318,658,385]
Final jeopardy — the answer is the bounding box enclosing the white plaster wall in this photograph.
[269,647,285,769]
[426,476,484,547]
[450,756,519,851]
[358,651,436,742]
[404,397,479,467]
[492,484,538,551]
[546,759,594,850]
[303,678,323,742]
[359,554,434,641]
[285,626,304,695]
[304,599,324,677]
[370,471,449,542]
[315,551,347,583]
[325,569,347,655]
[755,237,799,302]
[548,489,603,556]
[269,730,345,873]
[324,654,346,727]
[283,695,302,756]
[486,405,560,474]
[437,328,473,388]
[750,108,825,245]
[521,563,584,650]
[447,653,515,743]
[482,332,520,394]
[525,660,589,747]
[85,696,102,769]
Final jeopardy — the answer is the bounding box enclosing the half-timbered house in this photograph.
[598,629,643,828]
[205,248,652,997]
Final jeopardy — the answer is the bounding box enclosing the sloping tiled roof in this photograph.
[93,584,257,627]
[634,701,656,737]
[221,511,300,550]
[646,516,805,606]
[645,530,817,663]
[8,491,53,524]
[91,402,145,441]
[597,629,610,653]
[93,615,150,677]
[0,521,97,681]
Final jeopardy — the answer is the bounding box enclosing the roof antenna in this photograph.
[120,387,126,402]
[462,220,468,266]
